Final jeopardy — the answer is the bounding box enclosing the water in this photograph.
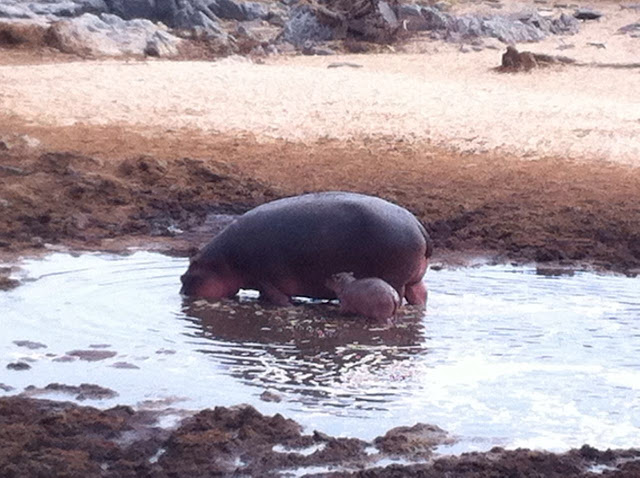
[1,251,639,452]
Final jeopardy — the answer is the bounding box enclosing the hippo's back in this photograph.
[208,192,430,296]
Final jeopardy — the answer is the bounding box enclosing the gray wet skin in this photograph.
[180,192,433,307]
[325,272,401,321]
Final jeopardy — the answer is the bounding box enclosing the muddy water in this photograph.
[1,252,639,452]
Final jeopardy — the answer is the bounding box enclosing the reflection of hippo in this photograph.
[325,272,400,320]
[180,192,433,307]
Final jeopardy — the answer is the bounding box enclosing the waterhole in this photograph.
[1,252,639,452]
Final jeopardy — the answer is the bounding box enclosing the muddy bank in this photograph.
[0,396,638,477]
[1,126,640,273]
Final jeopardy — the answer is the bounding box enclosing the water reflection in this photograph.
[181,297,428,409]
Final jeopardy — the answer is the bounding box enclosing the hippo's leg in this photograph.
[258,281,292,306]
[405,280,427,308]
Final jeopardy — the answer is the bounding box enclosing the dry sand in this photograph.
[1,1,639,164]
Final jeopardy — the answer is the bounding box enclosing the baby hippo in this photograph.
[325,272,400,321]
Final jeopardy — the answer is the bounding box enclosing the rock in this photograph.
[375,423,455,458]
[377,1,398,29]
[0,3,37,19]
[23,383,118,400]
[301,41,335,55]
[259,390,282,402]
[208,0,269,21]
[0,383,15,392]
[144,29,180,56]
[499,45,575,72]
[103,0,155,20]
[7,362,31,371]
[110,361,140,369]
[281,5,334,47]
[619,22,640,34]
[47,13,182,57]
[13,340,47,350]
[66,349,117,361]
[327,62,363,68]
[502,45,538,70]
[574,8,603,20]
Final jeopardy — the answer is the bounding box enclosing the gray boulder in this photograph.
[0,0,109,19]
[399,5,579,43]
[48,12,182,56]
[281,5,334,47]
[207,0,269,21]
[574,8,603,21]
[0,3,36,19]
[619,22,640,34]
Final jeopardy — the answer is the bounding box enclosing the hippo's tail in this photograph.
[418,221,434,258]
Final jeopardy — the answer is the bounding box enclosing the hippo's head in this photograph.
[325,272,356,294]
[180,257,241,299]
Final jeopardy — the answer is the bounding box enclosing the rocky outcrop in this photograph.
[282,0,401,47]
[47,13,182,56]
[0,0,584,58]
[398,5,579,43]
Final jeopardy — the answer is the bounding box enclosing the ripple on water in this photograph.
[1,251,639,451]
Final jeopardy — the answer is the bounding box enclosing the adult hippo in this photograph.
[180,192,433,307]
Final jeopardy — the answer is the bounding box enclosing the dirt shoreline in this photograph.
[2,119,640,276]
[1,395,639,477]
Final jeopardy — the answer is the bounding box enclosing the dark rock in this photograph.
[574,7,603,20]
[301,41,335,55]
[0,383,15,392]
[7,362,31,371]
[619,22,640,34]
[0,165,28,176]
[375,423,455,458]
[23,383,118,400]
[66,349,117,361]
[281,5,334,46]
[259,390,282,402]
[13,340,47,350]
[111,361,141,369]
[327,62,363,68]
[208,0,269,21]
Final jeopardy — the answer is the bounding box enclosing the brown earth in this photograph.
[1,396,640,478]
[2,117,640,274]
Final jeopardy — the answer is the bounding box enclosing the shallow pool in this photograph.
[1,252,639,452]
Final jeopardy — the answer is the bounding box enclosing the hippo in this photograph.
[180,192,433,307]
[325,272,400,321]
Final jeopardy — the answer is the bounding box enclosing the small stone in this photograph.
[0,383,15,392]
[0,165,28,176]
[7,362,31,371]
[53,355,76,362]
[13,340,47,350]
[260,390,282,402]
[66,349,117,361]
[111,362,140,369]
[574,8,603,20]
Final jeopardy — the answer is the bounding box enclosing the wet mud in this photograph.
[1,396,639,478]
[1,125,640,274]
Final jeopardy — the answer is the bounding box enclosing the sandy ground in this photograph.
[2,2,640,163]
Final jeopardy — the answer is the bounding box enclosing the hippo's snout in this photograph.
[180,271,202,296]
